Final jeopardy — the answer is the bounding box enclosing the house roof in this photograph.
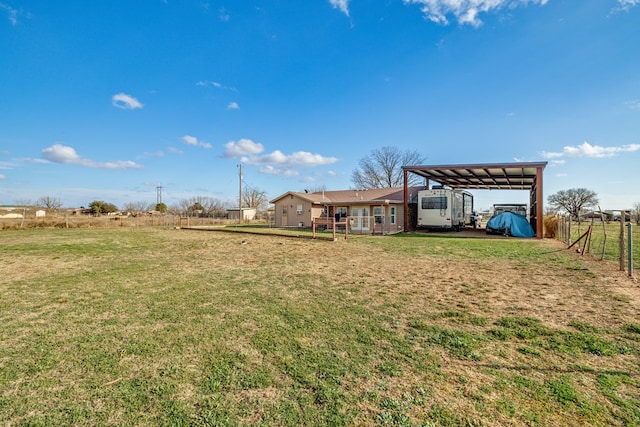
[270,187,424,205]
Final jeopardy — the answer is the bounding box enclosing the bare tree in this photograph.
[633,201,640,225]
[201,197,227,218]
[167,203,181,216]
[243,186,269,210]
[351,146,426,188]
[123,201,150,215]
[177,199,192,216]
[178,196,218,217]
[547,188,599,220]
[37,196,62,211]
[14,199,33,228]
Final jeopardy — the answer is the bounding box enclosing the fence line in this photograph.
[554,215,637,278]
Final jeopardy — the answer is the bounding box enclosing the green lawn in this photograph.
[1,228,639,426]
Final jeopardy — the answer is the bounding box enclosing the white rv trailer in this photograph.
[417,188,474,230]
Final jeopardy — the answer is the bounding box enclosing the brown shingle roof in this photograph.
[270,187,424,205]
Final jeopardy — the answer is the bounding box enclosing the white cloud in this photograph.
[550,160,565,166]
[112,93,144,110]
[227,102,239,110]
[260,165,299,177]
[219,7,230,21]
[541,141,640,159]
[626,99,640,109]
[181,135,212,149]
[242,150,338,167]
[223,139,265,158]
[402,0,549,27]
[167,146,184,154]
[614,0,640,12]
[144,151,164,157]
[196,80,238,92]
[327,170,337,177]
[0,2,23,26]
[182,135,198,145]
[329,0,350,16]
[41,144,143,169]
[224,140,338,176]
[0,173,5,180]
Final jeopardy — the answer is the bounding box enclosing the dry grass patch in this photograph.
[1,227,639,426]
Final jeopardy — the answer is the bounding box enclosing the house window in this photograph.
[296,204,303,214]
[373,206,384,224]
[282,206,288,215]
[390,206,396,225]
[335,207,347,220]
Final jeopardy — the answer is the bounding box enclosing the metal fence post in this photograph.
[620,218,625,271]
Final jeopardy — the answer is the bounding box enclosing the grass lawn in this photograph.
[1,227,639,426]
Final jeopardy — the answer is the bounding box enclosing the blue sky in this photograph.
[1,0,639,211]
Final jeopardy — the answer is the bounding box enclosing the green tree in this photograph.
[155,202,167,213]
[89,200,119,215]
[547,188,598,220]
[188,202,204,216]
[351,146,426,189]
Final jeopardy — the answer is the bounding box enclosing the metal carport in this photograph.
[402,162,547,238]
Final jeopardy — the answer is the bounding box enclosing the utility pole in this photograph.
[238,164,243,224]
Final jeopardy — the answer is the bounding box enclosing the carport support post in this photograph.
[403,169,409,232]
[535,166,544,238]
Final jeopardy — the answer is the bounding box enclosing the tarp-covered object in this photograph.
[486,212,535,238]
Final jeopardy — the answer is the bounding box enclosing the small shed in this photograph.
[227,208,257,221]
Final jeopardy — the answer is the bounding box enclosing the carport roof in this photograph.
[402,162,547,190]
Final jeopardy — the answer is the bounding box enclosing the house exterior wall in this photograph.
[271,190,409,234]
[273,195,323,227]
[348,204,405,235]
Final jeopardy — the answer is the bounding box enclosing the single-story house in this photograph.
[270,187,423,235]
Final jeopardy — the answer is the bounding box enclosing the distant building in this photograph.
[0,213,23,219]
[227,208,257,221]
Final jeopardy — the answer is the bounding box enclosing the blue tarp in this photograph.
[486,212,535,238]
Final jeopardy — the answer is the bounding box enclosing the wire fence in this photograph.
[267,215,404,237]
[553,216,637,278]
[0,214,251,229]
